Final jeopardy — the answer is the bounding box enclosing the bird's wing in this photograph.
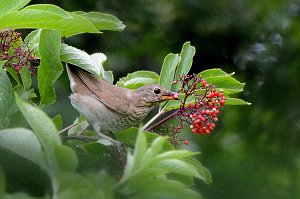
[74,67,132,115]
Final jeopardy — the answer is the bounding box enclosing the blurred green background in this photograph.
[32,0,300,198]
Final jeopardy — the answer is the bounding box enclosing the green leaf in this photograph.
[0,128,47,170]
[52,114,63,131]
[5,67,21,85]
[103,70,114,84]
[115,127,174,150]
[126,179,202,199]
[19,66,32,90]
[68,120,89,136]
[15,93,61,173]
[15,93,60,146]
[0,5,100,37]
[226,97,251,105]
[151,150,200,163]
[0,67,13,128]
[163,94,194,111]
[24,4,72,18]
[132,129,147,171]
[0,166,5,198]
[54,145,78,172]
[38,29,63,106]
[142,136,166,164]
[90,52,108,78]
[82,142,109,158]
[75,11,125,31]
[159,53,180,91]
[204,75,245,94]
[174,42,196,91]
[199,68,230,78]
[60,44,101,76]
[184,157,212,184]
[24,29,41,57]
[150,159,202,179]
[116,71,159,89]
[0,0,31,15]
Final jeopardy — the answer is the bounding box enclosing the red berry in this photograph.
[183,140,189,145]
[220,100,226,106]
[173,80,178,84]
[192,128,197,133]
[201,80,207,86]
[214,91,219,97]
[200,116,206,122]
[178,125,183,129]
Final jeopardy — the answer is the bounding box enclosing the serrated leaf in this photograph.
[75,11,125,31]
[23,4,72,18]
[204,75,245,94]
[38,29,63,106]
[199,68,230,78]
[226,97,251,105]
[0,0,31,15]
[174,42,196,91]
[24,29,41,57]
[0,128,47,170]
[60,44,101,76]
[20,66,31,90]
[159,53,180,91]
[117,71,159,89]
[0,5,100,37]
[0,67,13,128]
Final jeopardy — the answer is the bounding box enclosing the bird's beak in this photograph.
[161,92,180,100]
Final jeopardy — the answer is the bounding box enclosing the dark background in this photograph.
[31,0,300,198]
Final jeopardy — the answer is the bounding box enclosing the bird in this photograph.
[66,65,178,141]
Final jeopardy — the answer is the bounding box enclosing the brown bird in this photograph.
[66,66,178,137]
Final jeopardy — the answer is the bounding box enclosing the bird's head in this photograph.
[135,84,179,107]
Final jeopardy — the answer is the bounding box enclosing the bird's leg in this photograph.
[94,126,121,146]
[58,122,80,134]
[78,123,90,135]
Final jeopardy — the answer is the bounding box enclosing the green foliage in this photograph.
[0,0,249,198]
[116,71,159,89]
[0,66,13,128]
[116,130,210,199]
[38,29,63,106]
[0,2,125,37]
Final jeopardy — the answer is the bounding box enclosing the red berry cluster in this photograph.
[171,74,226,144]
[0,29,38,74]
[189,90,225,135]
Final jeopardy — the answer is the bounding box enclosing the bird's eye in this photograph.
[154,88,161,94]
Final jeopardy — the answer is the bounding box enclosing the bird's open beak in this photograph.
[162,92,180,100]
